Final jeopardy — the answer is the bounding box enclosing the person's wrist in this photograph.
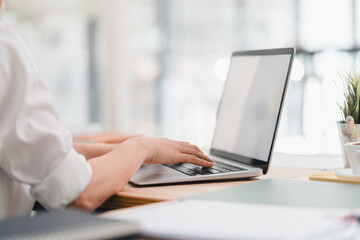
[73,143,86,156]
[123,136,154,163]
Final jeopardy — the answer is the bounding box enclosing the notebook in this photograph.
[0,209,140,240]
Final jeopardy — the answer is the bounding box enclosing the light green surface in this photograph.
[185,178,360,208]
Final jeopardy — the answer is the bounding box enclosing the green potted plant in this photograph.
[337,70,360,168]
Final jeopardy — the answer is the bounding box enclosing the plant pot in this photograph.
[337,120,360,168]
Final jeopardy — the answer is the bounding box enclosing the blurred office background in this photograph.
[2,0,360,160]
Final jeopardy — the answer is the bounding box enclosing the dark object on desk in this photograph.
[32,201,47,212]
[186,178,360,208]
[0,209,140,240]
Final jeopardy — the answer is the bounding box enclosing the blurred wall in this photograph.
[2,0,360,155]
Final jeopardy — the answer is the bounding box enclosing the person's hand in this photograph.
[133,137,213,167]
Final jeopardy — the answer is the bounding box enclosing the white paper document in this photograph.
[109,200,360,240]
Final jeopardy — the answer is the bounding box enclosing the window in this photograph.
[4,0,360,159]
[4,0,102,133]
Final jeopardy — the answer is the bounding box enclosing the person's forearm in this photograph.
[73,142,116,159]
[69,138,151,210]
[69,136,212,211]
[73,132,141,144]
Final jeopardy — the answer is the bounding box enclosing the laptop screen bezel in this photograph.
[210,47,296,174]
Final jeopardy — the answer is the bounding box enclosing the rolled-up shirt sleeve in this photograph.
[30,149,92,210]
[0,22,92,210]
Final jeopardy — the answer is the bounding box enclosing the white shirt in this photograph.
[0,21,92,219]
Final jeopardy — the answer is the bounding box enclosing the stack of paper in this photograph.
[109,200,359,240]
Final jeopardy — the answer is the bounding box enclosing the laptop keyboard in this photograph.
[165,161,247,176]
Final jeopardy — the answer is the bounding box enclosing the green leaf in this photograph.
[338,66,360,124]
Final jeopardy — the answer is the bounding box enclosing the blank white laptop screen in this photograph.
[211,54,292,162]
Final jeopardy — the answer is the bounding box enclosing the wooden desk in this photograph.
[101,166,324,209]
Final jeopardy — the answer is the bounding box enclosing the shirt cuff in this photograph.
[30,148,92,210]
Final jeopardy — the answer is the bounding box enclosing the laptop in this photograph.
[131,47,295,186]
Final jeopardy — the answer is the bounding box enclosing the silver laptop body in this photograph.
[131,48,295,185]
